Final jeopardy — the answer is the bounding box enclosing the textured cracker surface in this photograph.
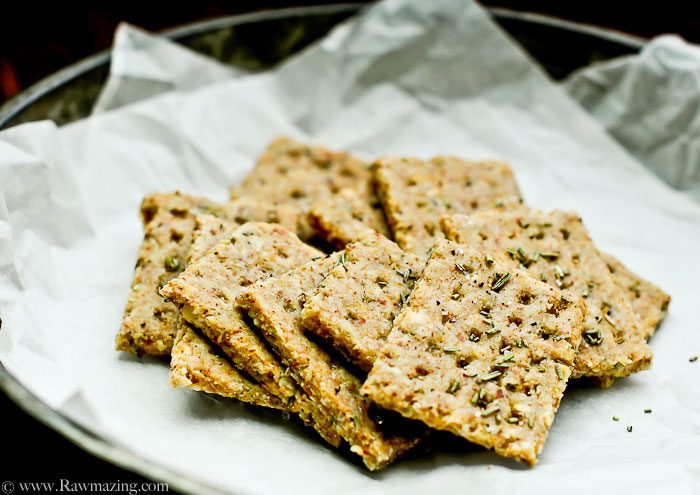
[170,321,285,409]
[238,254,422,470]
[373,156,521,257]
[117,192,227,357]
[602,253,670,339]
[441,209,653,380]
[301,232,422,371]
[361,240,584,465]
[307,189,384,249]
[231,137,387,239]
[161,222,341,446]
[171,215,281,408]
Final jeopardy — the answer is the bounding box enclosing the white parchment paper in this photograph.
[1,1,699,494]
[566,35,700,202]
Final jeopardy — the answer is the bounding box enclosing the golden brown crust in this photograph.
[231,137,387,239]
[301,231,422,371]
[601,253,670,339]
[170,320,286,409]
[441,209,653,380]
[238,253,423,470]
[361,240,585,466]
[373,156,521,257]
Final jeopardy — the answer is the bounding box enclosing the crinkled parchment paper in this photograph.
[1,1,699,494]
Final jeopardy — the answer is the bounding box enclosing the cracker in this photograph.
[238,254,423,470]
[361,240,585,466]
[170,320,286,410]
[161,222,341,446]
[306,190,382,249]
[232,137,388,239]
[602,253,670,339]
[117,192,227,357]
[441,209,653,380]
[373,156,521,257]
[171,214,284,409]
[301,231,422,371]
[117,193,302,357]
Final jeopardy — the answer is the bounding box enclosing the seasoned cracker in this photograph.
[117,192,227,357]
[373,156,521,257]
[306,190,383,249]
[361,240,585,466]
[171,214,284,409]
[441,209,653,380]
[170,320,285,410]
[301,231,422,371]
[232,137,388,239]
[118,193,302,357]
[602,253,670,339]
[238,254,422,470]
[161,222,340,446]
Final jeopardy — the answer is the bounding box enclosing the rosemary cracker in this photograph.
[161,222,341,446]
[602,253,670,339]
[117,192,226,357]
[361,240,585,466]
[118,193,301,358]
[170,320,286,410]
[301,231,422,371]
[231,137,387,239]
[373,156,521,257]
[441,209,653,381]
[238,254,423,470]
[171,214,284,409]
[307,189,384,249]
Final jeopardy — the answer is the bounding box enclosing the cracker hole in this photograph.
[415,365,430,376]
[508,315,523,327]
[518,292,534,305]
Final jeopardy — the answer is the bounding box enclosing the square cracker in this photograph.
[441,209,653,381]
[601,253,670,339]
[170,214,286,409]
[373,156,521,257]
[117,192,227,357]
[170,320,285,410]
[161,222,341,446]
[117,193,300,357]
[301,231,423,371]
[361,240,585,466]
[231,137,388,239]
[238,254,423,470]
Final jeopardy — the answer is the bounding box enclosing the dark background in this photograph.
[1,1,700,104]
[1,1,698,491]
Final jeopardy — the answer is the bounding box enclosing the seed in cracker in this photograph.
[441,208,653,382]
[238,253,423,470]
[361,240,585,466]
[373,155,521,257]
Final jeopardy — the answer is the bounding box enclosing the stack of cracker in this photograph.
[117,137,669,469]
